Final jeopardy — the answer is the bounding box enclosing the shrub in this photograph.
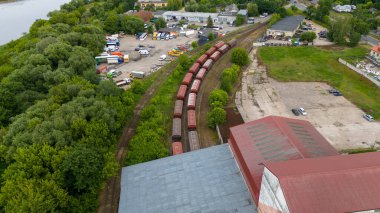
[191,41,198,48]
[207,107,226,128]
[231,48,249,66]
[208,89,228,106]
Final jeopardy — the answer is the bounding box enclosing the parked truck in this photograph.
[130,71,145,79]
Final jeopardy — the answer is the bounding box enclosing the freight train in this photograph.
[171,39,237,155]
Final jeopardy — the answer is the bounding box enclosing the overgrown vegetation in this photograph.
[305,0,380,46]
[259,46,380,119]
[207,61,242,128]
[0,0,156,211]
[185,0,285,13]
[231,48,249,66]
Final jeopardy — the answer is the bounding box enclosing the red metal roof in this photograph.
[372,43,380,53]
[228,116,338,204]
[265,152,380,213]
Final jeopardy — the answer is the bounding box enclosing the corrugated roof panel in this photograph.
[265,152,380,213]
[228,116,338,204]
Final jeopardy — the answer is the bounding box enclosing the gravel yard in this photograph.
[236,49,380,151]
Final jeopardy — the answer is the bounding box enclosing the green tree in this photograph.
[104,12,120,33]
[208,32,215,41]
[155,17,166,30]
[167,0,182,10]
[209,89,228,106]
[351,18,370,35]
[207,15,213,28]
[315,0,333,21]
[191,41,198,48]
[300,31,317,43]
[207,107,226,128]
[120,15,144,35]
[231,48,249,66]
[348,31,361,47]
[147,25,154,34]
[247,3,259,17]
[235,14,246,26]
[62,145,105,193]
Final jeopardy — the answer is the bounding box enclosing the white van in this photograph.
[139,49,149,55]
[159,55,167,61]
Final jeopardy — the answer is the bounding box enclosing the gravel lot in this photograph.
[236,48,380,151]
[112,34,198,82]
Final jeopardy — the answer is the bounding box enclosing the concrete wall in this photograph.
[258,168,290,213]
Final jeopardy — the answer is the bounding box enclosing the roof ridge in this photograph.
[272,159,380,178]
[270,116,306,159]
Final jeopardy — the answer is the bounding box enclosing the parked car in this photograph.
[332,91,343,96]
[291,108,300,116]
[363,114,374,122]
[299,107,307,115]
[148,44,155,48]
[124,77,133,85]
[139,49,149,55]
[159,54,167,61]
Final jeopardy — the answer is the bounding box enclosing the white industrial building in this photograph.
[162,11,219,23]
[333,4,356,13]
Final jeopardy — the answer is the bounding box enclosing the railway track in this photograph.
[98,22,268,213]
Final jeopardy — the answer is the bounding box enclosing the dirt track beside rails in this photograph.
[196,24,267,148]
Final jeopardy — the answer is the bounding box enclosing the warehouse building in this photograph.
[119,116,380,212]
[266,15,304,38]
[162,11,219,23]
[229,116,339,204]
[259,152,380,213]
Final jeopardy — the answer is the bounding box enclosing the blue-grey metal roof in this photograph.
[269,15,304,32]
[119,144,257,213]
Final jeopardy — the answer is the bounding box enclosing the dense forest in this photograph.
[0,0,150,211]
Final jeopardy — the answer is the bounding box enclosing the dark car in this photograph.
[332,91,342,96]
[291,108,300,116]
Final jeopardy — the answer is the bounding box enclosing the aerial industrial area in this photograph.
[0,0,379,212]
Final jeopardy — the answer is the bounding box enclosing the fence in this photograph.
[338,58,380,88]
[216,125,224,144]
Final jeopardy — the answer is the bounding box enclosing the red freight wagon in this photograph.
[218,44,230,54]
[190,79,201,93]
[187,93,197,109]
[227,38,237,48]
[172,118,181,140]
[202,59,213,71]
[196,68,207,80]
[173,100,183,118]
[189,63,201,74]
[188,131,200,151]
[210,51,221,62]
[196,54,208,65]
[214,41,225,50]
[172,142,183,155]
[187,110,196,129]
[205,47,217,57]
[176,85,188,100]
[181,73,193,85]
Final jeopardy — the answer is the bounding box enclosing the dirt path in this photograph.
[197,24,267,148]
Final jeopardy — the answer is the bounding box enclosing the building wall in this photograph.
[258,168,290,213]
[218,16,236,24]
[370,50,380,60]
[266,29,294,37]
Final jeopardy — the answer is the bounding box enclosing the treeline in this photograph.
[125,52,206,165]
[0,0,152,211]
[207,48,248,128]
[306,0,380,46]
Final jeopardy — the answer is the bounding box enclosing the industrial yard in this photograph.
[236,48,380,151]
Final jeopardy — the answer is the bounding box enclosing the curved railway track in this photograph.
[98,21,268,213]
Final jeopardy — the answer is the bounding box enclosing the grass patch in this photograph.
[258,46,380,119]
[341,148,378,154]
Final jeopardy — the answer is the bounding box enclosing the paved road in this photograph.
[361,35,380,46]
